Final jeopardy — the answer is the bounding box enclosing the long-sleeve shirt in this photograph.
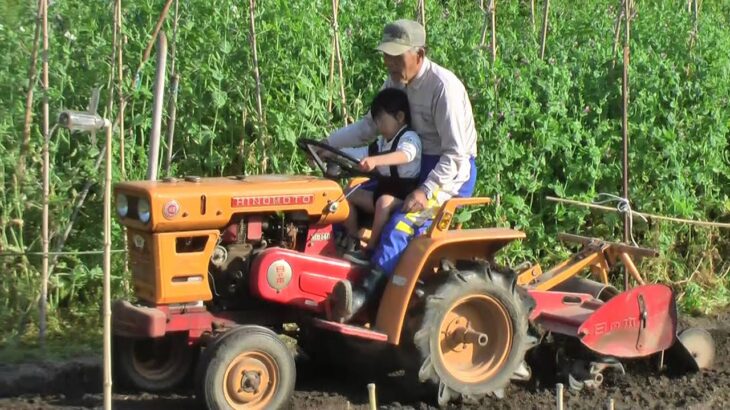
[326,58,477,201]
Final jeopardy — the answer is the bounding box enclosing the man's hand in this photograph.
[359,157,379,172]
[402,187,429,213]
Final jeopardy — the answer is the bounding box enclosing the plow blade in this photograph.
[530,284,677,358]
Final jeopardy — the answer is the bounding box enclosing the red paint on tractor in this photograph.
[304,225,337,256]
[529,284,677,358]
[249,247,363,312]
[578,284,677,358]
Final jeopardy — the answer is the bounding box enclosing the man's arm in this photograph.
[326,115,378,148]
[421,86,472,199]
[326,79,394,148]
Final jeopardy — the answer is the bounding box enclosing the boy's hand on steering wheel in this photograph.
[359,157,379,172]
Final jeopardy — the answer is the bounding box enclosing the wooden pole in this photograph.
[39,0,50,348]
[367,383,377,410]
[327,35,336,113]
[540,0,551,59]
[418,0,426,27]
[620,0,633,289]
[611,0,625,68]
[478,2,489,48]
[164,0,180,176]
[102,122,113,410]
[530,0,535,32]
[248,0,267,170]
[556,383,564,410]
[689,0,699,50]
[490,0,496,62]
[16,0,43,188]
[141,0,174,64]
[116,0,125,178]
[332,0,349,125]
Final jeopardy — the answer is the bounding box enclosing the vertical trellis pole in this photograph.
[248,0,267,170]
[39,0,50,348]
[620,0,633,289]
[530,0,536,32]
[17,0,43,188]
[102,120,113,410]
[117,0,125,179]
[417,0,426,27]
[611,0,625,68]
[164,0,180,176]
[332,0,349,125]
[540,0,551,59]
[490,0,496,63]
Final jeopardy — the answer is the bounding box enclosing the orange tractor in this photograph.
[112,139,714,408]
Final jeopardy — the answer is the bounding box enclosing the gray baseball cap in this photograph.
[376,19,426,56]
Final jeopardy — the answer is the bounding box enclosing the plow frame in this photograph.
[517,232,659,292]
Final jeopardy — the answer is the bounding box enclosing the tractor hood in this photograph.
[113,174,349,232]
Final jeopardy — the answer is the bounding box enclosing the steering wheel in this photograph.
[297,138,380,180]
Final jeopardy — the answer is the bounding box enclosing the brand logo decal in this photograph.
[266,260,293,292]
[162,200,180,219]
[231,194,314,208]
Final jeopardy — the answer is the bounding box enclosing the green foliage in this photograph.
[0,0,728,352]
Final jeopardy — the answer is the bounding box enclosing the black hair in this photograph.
[370,88,412,126]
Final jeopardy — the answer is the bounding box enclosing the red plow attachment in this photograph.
[529,284,677,358]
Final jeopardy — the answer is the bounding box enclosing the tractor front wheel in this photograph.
[199,326,296,410]
[114,332,194,392]
[415,261,535,405]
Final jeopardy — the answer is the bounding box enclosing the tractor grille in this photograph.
[127,230,156,302]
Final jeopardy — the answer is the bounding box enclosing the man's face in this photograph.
[383,49,423,85]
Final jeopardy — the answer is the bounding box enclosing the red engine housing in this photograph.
[249,247,364,312]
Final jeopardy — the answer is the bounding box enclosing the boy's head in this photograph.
[370,88,411,140]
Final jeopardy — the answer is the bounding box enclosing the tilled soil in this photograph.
[0,309,727,410]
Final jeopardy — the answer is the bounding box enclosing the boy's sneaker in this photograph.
[344,249,372,267]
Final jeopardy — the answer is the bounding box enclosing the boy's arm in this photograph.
[360,151,410,171]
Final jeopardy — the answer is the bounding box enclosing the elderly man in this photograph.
[327,19,478,321]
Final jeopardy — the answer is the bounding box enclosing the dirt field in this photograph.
[0,308,727,410]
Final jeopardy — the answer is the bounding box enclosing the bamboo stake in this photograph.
[546,196,730,229]
[621,0,631,267]
[327,34,336,113]
[141,0,175,65]
[490,0,496,62]
[102,122,113,410]
[117,0,125,179]
[611,0,625,69]
[479,5,489,48]
[248,0,267,170]
[540,0,550,59]
[15,0,43,188]
[556,383,564,410]
[164,74,179,175]
[530,0,536,32]
[367,383,377,410]
[39,0,50,348]
[116,0,128,277]
[417,0,426,27]
[689,0,699,50]
[332,0,349,125]
[164,0,180,176]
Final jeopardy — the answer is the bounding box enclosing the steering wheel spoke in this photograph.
[297,138,380,180]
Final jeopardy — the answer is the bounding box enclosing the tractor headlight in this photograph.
[137,198,151,224]
[116,193,128,218]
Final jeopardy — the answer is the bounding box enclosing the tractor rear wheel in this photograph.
[415,261,535,406]
[114,332,194,392]
[199,326,295,410]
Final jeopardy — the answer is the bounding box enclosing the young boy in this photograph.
[342,87,422,266]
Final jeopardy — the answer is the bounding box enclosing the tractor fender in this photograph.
[373,227,526,345]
